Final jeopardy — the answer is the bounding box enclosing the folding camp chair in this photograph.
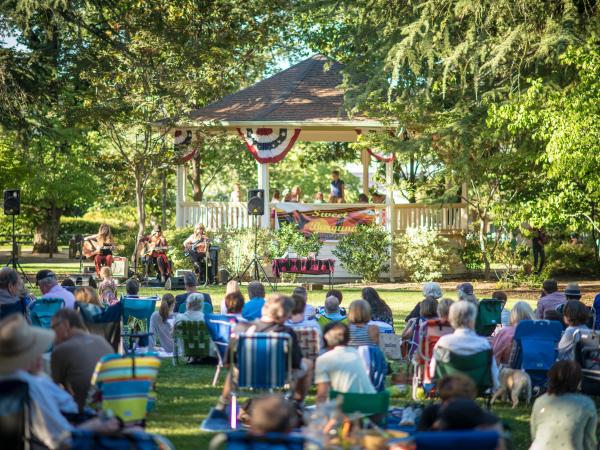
[172,320,212,365]
[411,319,453,400]
[0,299,27,321]
[317,315,348,331]
[230,332,293,429]
[209,431,306,450]
[67,429,175,450]
[329,390,391,426]
[122,296,158,348]
[89,353,161,426]
[412,430,500,450]
[0,380,30,450]
[475,299,503,336]
[205,314,238,386]
[574,329,600,395]
[358,345,388,392]
[509,320,563,388]
[178,302,214,314]
[294,327,321,361]
[30,297,64,328]
[434,348,494,405]
[78,302,123,352]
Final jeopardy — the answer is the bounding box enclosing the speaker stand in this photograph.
[232,221,273,290]
[5,215,30,285]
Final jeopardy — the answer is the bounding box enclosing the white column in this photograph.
[176,164,185,229]
[361,149,370,195]
[257,162,270,228]
[385,160,396,281]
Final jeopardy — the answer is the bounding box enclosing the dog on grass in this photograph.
[491,368,532,408]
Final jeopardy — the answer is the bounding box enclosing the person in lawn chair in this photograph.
[140,225,172,284]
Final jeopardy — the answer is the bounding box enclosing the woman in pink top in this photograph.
[492,301,536,365]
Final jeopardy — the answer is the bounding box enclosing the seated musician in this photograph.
[140,225,172,283]
[183,223,209,283]
[84,224,115,277]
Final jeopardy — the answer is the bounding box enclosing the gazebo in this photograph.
[161,55,467,279]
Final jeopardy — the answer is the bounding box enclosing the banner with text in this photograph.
[274,203,378,240]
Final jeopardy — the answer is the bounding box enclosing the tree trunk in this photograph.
[161,171,167,229]
[479,215,491,279]
[189,150,203,201]
[33,208,62,255]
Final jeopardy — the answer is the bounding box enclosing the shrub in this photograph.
[332,225,390,282]
[269,222,322,258]
[542,241,599,277]
[165,227,195,271]
[394,227,456,282]
[217,228,273,279]
[459,232,485,272]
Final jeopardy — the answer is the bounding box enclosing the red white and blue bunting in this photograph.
[173,129,197,162]
[237,128,301,164]
[355,129,395,163]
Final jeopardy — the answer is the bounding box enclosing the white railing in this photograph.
[179,201,468,232]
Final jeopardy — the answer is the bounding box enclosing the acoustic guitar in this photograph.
[82,238,98,259]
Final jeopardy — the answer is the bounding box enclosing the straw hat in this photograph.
[0,314,54,374]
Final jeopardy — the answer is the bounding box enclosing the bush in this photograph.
[394,227,456,282]
[542,242,599,277]
[164,227,195,271]
[217,228,273,279]
[459,232,485,272]
[332,225,390,282]
[269,223,322,258]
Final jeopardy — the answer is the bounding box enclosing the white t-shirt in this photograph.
[286,315,322,336]
[315,346,376,394]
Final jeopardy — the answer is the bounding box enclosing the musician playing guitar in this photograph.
[139,225,172,283]
[183,223,209,283]
[83,223,115,276]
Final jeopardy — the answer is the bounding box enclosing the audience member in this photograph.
[536,279,566,319]
[271,190,281,202]
[361,287,394,328]
[417,373,477,431]
[50,308,113,411]
[293,285,315,318]
[27,352,78,415]
[406,282,443,322]
[318,295,347,327]
[492,290,511,326]
[249,394,298,436]
[402,297,438,342]
[224,291,245,320]
[430,301,499,386]
[329,170,345,203]
[174,293,206,326]
[357,193,369,203]
[315,323,375,403]
[436,398,501,431]
[290,185,302,203]
[492,301,535,365]
[558,300,591,360]
[530,361,597,450]
[149,293,176,352]
[220,279,241,314]
[175,272,213,314]
[241,281,266,321]
[317,289,346,317]
[98,266,118,306]
[456,282,478,305]
[60,277,77,293]
[437,298,454,322]
[564,282,582,301]
[0,315,118,448]
[0,267,24,308]
[314,192,324,204]
[286,293,321,336]
[216,294,312,413]
[544,309,565,327]
[37,269,75,308]
[347,299,379,347]
[125,277,140,297]
[74,286,103,308]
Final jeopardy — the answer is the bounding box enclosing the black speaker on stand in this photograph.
[3,188,29,283]
[247,189,265,216]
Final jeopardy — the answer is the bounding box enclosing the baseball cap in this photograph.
[457,282,474,295]
[35,269,56,284]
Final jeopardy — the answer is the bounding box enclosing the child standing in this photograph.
[98,266,118,306]
[328,170,345,203]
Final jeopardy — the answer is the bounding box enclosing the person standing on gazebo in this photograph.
[329,170,345,203]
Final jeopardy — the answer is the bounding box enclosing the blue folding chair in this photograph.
[358,345,388,392]
[178,302,213,315]
[0,380,29,450]
[30,298,64,328]
[210,431,305,450]
[205,314,238,386]
[122,296,158,348]
[0,299,27,321]
[411,430,500,450]
[230,332,292,429]
[510,320,563,388]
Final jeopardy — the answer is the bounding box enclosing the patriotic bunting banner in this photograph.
[237,128,301,164]
[173,129,197,162]
[355,129,395,162]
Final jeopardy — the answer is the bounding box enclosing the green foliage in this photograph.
[216,228,273,279]
[270,223,323,258]
[165,227,195,271]
[541,242,599,278]
[332,225,390,282]
[394,227,456,282]
[460,233,485,272]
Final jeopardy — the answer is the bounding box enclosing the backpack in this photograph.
[574,330,600,396]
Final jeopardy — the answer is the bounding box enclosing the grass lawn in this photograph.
[123,285,537,450]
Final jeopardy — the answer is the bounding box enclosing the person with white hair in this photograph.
[429,301,498,386]
[405,282,443,323]
[174,292,206,326]
[456,282,478,306]
[36,269,75,309]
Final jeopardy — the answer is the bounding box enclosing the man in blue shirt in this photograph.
[241,281,266,321]
[174,272,212,314]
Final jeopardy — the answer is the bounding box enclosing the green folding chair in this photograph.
[475,299,503,336]
[329,390,391,426]
[434,348,494,406]
[172,320,212,365]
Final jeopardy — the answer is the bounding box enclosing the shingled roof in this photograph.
[187,54,370,124]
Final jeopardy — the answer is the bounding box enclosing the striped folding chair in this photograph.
[89,353,161,426]
[205,314,238,386]
[122,296,158,348]
[30,298,64,329]
[172,320,212,365]
[294,327,321,361]
[230,332,293,429]
[358,345,388,392]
